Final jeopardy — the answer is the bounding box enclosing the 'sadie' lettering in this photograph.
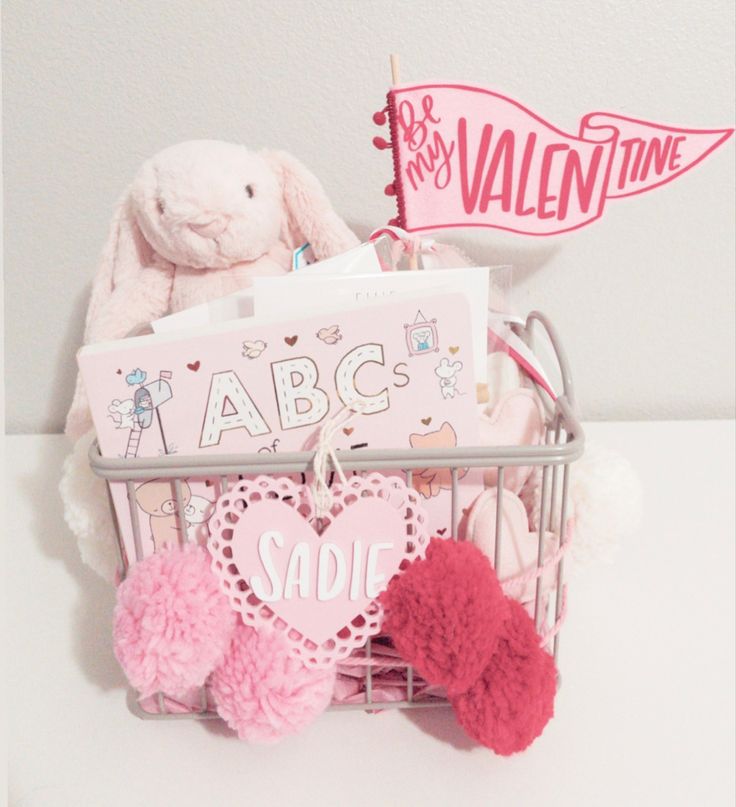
[249,533,394,602]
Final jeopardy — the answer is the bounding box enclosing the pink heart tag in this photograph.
[478,388,545,492]
[209,474,429,667]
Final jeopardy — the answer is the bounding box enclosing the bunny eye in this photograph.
[245,184,254,199]
[156,198,166,215]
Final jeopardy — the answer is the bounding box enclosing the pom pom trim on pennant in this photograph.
[372,108,388,125]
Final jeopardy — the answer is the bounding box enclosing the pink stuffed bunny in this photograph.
[65,140,358,439]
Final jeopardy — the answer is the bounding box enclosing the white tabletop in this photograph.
[6,421,735,807]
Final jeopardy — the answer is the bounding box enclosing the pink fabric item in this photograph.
[137,687,215,715]
[477,388,545,491]
[381,538,509,697]
[113,544,236,697]
[333,641,444,705]
[466,488,558,609]
[66,140,358,439]
[211,624,336,744]
[451,599,556,755]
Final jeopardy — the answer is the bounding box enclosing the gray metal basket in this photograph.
[89,311,584,719]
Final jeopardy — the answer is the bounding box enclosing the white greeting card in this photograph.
[151,240,384,334]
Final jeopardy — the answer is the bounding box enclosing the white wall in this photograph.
[4,0,734,433]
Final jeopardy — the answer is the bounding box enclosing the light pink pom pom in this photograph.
[211,624,336,743]
[113,544,236,697]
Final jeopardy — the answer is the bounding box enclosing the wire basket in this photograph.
[89,311,584,719]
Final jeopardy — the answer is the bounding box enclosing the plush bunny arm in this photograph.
[265,150,359,260]
[65,263,174,440]
[85,263,174,343]
[65,378,96,441]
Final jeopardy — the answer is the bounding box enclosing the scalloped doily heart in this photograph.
[208,474,429,668]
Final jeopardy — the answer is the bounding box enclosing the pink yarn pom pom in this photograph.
[113,544,236,697]
[381,538,509,697]
[211,624,336,744]
[451,599,557,755]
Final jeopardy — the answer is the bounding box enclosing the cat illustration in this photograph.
[409,421,468,498]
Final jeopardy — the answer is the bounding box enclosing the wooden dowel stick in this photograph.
[390,54,400,86]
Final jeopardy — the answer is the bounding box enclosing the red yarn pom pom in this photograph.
[381,538,508,696]
[451,599,557,755]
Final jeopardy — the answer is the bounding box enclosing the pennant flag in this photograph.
[373,83,733,236]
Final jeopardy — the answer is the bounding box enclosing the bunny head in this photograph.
[109,139,357,274]
[65,140,358,440]
[131,140,283,270]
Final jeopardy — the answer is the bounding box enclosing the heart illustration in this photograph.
[342,427,354,436]
[449,346,460,354]
[115,369,122,375]
[284,335,298,346]
[186,360,201,372]
[466,488,557,610]
[436,527,447,536]
[478,388,545,492]
[208,474,429,667]
[421,417,432,426]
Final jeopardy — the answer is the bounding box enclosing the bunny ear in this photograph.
[263,150,359,260]
[83,189,153,344]
[65,190,156,439]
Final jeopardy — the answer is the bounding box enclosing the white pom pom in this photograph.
[568,441,643,566]
[520,441,642,569]
[59,429,119,582]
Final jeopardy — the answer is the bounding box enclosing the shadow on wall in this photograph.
[22,437,124,692]
[446,234,562,286]
[402,703,477,751]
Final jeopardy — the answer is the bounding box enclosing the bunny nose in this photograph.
[188,217,229,238]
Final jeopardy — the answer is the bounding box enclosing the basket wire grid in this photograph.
[89,311,584,720]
